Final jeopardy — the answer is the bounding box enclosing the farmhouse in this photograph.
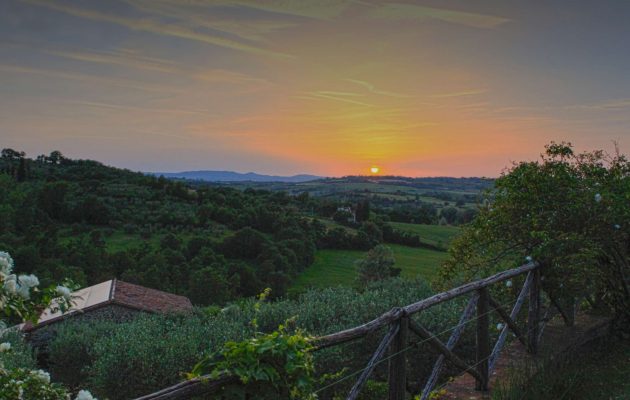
[23,279,193,344]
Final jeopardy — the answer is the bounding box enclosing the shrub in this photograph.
[51,278,473,399]
[47,319,117,391]
[86,312,253,399]
[190,322,316,399]
[0,330,37,370]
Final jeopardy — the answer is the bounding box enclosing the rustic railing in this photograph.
[135,261,546,400]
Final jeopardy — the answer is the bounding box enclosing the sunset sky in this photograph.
[1,0,629,177]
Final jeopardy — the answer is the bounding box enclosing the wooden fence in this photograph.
[135,261,546,400]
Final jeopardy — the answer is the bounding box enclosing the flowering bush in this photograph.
[0,367,69,399]
[0,251,98,400]
[0,251,74,325]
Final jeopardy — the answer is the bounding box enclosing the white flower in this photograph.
[0,342,11,352]
[525,256,533,262]
[3,275,18,295]
[18,274,39,288]
[56,285,72,300]
[496,323,504,331]
[505,280,513,288]
[594,193,602,203]
[31,369,51,383]
[0,251,14,277]
[75,390,97,400]
[16,284,31,299]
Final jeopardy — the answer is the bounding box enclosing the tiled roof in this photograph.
[112,280,193,313]
[24,279,192,331]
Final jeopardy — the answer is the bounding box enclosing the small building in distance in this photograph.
[24,279,193,345]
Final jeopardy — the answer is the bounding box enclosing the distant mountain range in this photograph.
[149,170,322,183]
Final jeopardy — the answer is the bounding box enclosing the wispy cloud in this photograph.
[46,48,177,73]
[195,69,271,87]
[65,100,215,117]
[0,64,176,93]
[565,99,630,110]
[159,0,353,21]
[44,46,271,87]
[300,90,375,107]
[367,3,510,29]
[23,0,294,58]
[125,0,297,42]
[345,78,412,98]
[431,89,487,98]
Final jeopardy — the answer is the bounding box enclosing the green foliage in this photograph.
[355,245,399,287]
[190,322,316,399]
[0,368,70,400]
[0,331,37,370]
[0,150,322,303]
[439,143,630,324]
[48,278,468,400]
[358,380,388,400]
[86,313,247,400]
[47,319,117,391]
[190,289,317,399]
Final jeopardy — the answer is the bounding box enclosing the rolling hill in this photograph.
[149,170,322,183]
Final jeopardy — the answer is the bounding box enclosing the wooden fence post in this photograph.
[528,267,541,354]
[388,315,408,400]
[475,288,490,391]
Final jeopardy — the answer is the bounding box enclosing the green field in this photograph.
[290,244,448,293]
[390,222,461,247]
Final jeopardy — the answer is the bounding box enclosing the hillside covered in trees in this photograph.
[0,149,329,304]
[0,149,465,305]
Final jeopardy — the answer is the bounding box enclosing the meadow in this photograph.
[290,241,452,293]
[389,222,460,248]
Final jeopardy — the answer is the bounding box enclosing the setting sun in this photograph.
[370,166,380,174]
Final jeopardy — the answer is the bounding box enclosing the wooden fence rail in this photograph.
[134,262,544,400]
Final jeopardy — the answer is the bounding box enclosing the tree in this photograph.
[220,227,268,259]
[1,148,25,161]
[440,206,458,225]
[332,209,353,225]
[358,221,383,248]
[48,151,65,165]
[440,142,630,328]
[355,199,370,222]
[16,158,27,182]
[355,245,399,287]
[188,267,231,305]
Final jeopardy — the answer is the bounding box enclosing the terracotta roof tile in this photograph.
[112,280,193,313]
